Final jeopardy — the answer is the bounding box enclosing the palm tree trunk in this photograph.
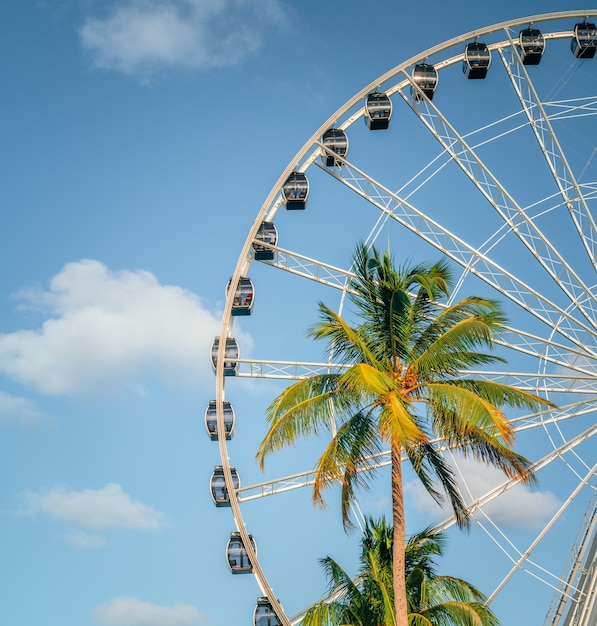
[391,440,408,626]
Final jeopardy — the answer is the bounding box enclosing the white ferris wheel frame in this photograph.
[213,11,597,626]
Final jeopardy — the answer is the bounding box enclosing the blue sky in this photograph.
[1,2,596,626]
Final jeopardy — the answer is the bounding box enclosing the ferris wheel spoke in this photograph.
[498,40,597,273]
[233,358,347,379]
[581,181,597,195]
[256,244,354,291]
[509,396,597,432]
[395,73,597,332]
[314,155,597,355]
[545,96,597,121]
[465,370,597,394]
[497,325,597,376]
[232,361,597,390]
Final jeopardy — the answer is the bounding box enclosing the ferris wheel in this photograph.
[209,11,597,626]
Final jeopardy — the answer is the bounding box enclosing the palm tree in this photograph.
[256,244,554,626]
[302,517,499,626]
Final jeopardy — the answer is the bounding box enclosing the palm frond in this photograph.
[411,317,505,378]
[454,379,556,412]
[446,425,538,487]
[411,297,504,359]
[425,576,486,604]
[311,303,383,367]
[378,398,428,449]
[302,600,352,626]
[424,383,513,442]
[257,375,348,468]
[320,555,362,597]
[311,411,382,527]
[406,441,469,529]
[416,601,499,626]
[407,614,434,626]
[339,363,396,399]
[404,526,444,578]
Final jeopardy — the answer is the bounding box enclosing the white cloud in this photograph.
[0,391,45,426]
[0,260,232,396]
[18,483,165,530]
[453,458,560,529]
[405,456,560,529]
[79,0,290,77]
[93,597,205,626]
[64,528,107,550]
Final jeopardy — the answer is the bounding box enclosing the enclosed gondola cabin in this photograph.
[411,64,438,101]
[571,22,597,59]
[253,222,278,261]
[364,92,392,130]
[321,128,348,167]
[210,466,240,506]
[227,276,254,316]
[227,532,255,574]
[254,598,282,626]
[211,336,239,376]
[463,42,491,79]
[205,400,235,440]
[519,28,545,65]
[282,172,309,210]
